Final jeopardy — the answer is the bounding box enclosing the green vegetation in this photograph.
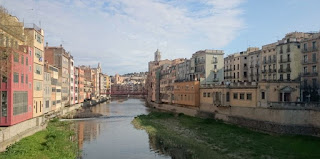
[133,112,320,159]
[0,119,78,159]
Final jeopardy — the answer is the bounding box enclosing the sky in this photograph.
[1,0,320,75]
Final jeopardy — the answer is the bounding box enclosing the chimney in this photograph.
[46,42,48,48]
[60,44,62,48]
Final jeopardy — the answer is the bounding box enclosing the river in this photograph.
[76,98,170,159]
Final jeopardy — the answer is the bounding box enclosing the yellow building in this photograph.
[173,81,200,107]
[24,24,45,117]
[200,83,258,108]
[0,7,25,48]
[257,81,300,107]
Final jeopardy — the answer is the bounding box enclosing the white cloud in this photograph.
[0,0,245,74]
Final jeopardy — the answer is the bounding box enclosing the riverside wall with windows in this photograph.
[147,101,320,136]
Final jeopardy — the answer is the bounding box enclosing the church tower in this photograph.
[154,49,161,62]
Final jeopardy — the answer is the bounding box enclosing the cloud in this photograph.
[0,0,245,75]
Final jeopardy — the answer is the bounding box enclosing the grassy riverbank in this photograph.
[0,119,78,159]
[133,112,320,159]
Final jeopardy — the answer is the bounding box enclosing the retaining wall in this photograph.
[147,101,320,136]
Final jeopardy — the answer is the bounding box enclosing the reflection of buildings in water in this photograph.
[91,103,110,116]
[111,97,128,103]
[78,122,84,150]
[78,121,102,145]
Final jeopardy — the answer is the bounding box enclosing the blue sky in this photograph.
[1,0,320,75]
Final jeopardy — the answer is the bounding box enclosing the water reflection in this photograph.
[76,98,170,159]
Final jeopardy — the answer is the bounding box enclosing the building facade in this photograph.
[300,33,320,102]
[44,44,70,107]
[0,46,33,126]
[191,50,224,85]
[69,56,75,105]
[24,24,45,117]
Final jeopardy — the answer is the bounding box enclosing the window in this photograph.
[1,91,7,117]
[313,53,317,62]
[14,53,19,62]
[240,93,245,100]
[57,100,61,104]
[21,74,24,83]
[304,67,308,73]
[52,101,56,106]
[21,55,24,64]
[35,64,42,75]
[46,100,50,108]
[233,93,238,99]
[35,81,42,91]
[226,92,230,102]
[312,66,317,73]
[261,92,265,100]
[26,57,28,65]
[14,72,19,83]
[13,91,28,115]
[207,93,211,97]
[312,79,317,88]
[26,74,28,84]
[304,43,307,51]
[247,93,252,100]
[203,92,206,97]
[287,74,290,81]
[280,74,283,81]
[312,41,316,50]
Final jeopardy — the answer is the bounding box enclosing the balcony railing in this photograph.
[278,68,284,73]
[279,58,291,63]
[302,59,317,65]
[262,70,267,73]
[301,72,318,77]
[302,47,318,53]
[243,66,248,70]
[286,67,291,72]
[211,60,218,64]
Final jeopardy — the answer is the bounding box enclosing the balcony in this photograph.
[302,47,318,53]
[279,58,291,63]
[243,66,248,70]
[224,68,232,72]
[211,60,218,64]
[261,70,267,73]
[255,64,260,68]
[211,69,218,72]
[280,49,283,53]
[286,48,291,52]
[278,68,284,73]
[301,72,318,77]
[286,67,291,72]
[302,59,317,65]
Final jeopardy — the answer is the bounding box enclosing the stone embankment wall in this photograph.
[147,102,320,136]
[0,98,108,152]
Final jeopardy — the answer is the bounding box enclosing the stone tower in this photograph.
[154,49,161,62]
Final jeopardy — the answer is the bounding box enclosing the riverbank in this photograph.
[133,111,320,159]
[0,119,78,159]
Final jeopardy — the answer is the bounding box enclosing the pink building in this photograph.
[0,46,33,126]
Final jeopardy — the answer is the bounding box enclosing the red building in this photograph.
[0,46,33,126]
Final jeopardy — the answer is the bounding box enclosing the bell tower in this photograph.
[154,49,161,62]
